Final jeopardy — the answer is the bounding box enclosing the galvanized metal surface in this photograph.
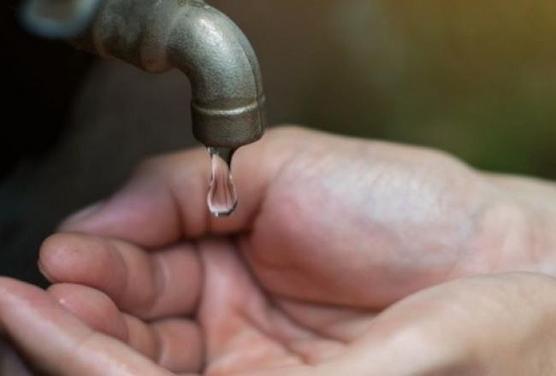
[22,0,103,39]
[24,0,266,149]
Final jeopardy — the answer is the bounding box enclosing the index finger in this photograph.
[59,127,304,248]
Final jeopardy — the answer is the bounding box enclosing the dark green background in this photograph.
[217,0,556,179]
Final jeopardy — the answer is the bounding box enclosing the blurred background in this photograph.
[1,0,555,284]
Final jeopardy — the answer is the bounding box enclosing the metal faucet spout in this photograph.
[23,0,266,149]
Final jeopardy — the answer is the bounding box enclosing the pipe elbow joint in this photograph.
[167,1,266,148]
[34,0,266,149]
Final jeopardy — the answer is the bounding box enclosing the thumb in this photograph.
[333,273,556,375]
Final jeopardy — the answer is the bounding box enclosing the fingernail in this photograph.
[58,201,106,230]
[37,260,54,282]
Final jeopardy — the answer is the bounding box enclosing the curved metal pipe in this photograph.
[24,0,266,149]
[22,0,103,39]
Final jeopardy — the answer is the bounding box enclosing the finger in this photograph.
[39,233,202,320]
[47,283,128,342]
[125,316,203,373]
[58,127,306,247]
[49,283,204,374]
[0,278,169,376]
[0,337,34,375]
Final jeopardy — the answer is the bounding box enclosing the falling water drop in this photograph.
[207,147,238,218]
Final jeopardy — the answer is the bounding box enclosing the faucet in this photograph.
[22,0,266,150]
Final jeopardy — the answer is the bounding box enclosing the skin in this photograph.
[1,126,556,375]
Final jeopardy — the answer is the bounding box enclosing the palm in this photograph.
[38,128,531,375]
[200,142,482,373]
[189,239,372,375]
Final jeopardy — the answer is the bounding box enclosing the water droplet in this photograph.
[207,147,238,218]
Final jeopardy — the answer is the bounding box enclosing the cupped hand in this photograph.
[1,127,555,375]
[3,271,556,375]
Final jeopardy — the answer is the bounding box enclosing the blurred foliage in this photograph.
[219,0,556,178]
[329,0,556,178]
